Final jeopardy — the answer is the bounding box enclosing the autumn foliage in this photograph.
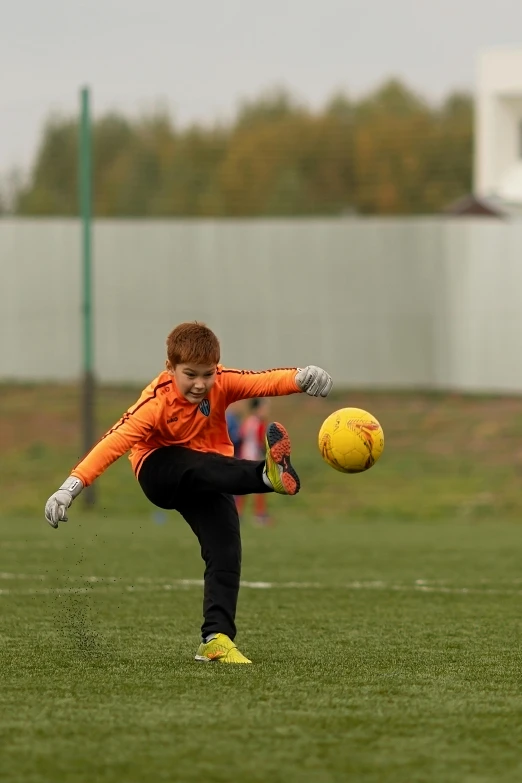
[15,80,472,217]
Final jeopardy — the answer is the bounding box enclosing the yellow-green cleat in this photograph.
[263,422,300,495]
[195,633,252,664]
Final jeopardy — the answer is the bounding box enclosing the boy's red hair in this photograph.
[166,322,221,367]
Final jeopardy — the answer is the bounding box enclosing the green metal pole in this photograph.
[79,86,96,507]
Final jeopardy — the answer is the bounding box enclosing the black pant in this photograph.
[138,446,271,641]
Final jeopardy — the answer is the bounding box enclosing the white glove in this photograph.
[44,476,84,528]
[295,366,333,397]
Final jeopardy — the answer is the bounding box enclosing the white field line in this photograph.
[0,574,522,597]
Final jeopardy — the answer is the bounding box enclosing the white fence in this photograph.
[2,217,522,392]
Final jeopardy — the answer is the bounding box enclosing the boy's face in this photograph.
[171,363,217,404]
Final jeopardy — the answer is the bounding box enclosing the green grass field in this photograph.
[2,384,522,783]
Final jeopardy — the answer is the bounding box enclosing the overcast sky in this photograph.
[3,0,522,176]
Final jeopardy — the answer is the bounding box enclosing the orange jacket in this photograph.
[71,365,300,487]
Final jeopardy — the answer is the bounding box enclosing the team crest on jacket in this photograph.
[198,399,211,417]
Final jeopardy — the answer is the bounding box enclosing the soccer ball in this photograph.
[318,407,384,474]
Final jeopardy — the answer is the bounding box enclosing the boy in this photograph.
[44,322,332,664]
[236,398,271,525]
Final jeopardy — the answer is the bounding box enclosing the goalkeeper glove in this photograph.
[44,476,84,528]
[295,366,333,397]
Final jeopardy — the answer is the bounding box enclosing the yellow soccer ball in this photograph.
[318,407,384,474]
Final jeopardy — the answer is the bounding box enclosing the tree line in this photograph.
[12,79,473,217]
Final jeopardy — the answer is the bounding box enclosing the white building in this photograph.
[475,46,522,210]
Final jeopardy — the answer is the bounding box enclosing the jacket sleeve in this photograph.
[219,366,301,405]
[70,391,160,487]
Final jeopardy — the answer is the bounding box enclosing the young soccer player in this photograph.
[44,322,332,664]
[235,398,271,525]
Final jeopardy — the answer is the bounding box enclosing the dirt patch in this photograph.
[3,383,522,466]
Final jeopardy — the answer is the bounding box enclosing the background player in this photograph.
[236,398,271,525]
